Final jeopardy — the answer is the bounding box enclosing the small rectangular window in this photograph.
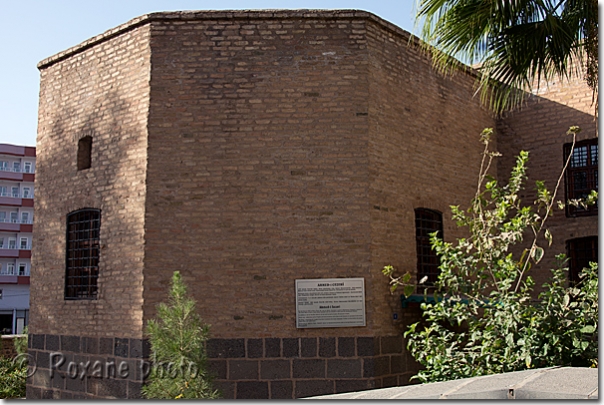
[24,162,32,173]
[10,212,17,223]
[22,188,31,199]
[0,162,7,171]
[19,238,27,250]
[11,187,19,198]
[0,212,6,223]
[6,263,14,275]
[18,263,26,276]
[8,238,16,249]
[0,290,3,299]
[0,187,7,197]
[12,162,20,173]
[21,212,29,224]
[77,137,93,171]
[0,238,4,248]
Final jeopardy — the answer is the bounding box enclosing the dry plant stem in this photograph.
[514,131,577,293]
[476,140,500,290]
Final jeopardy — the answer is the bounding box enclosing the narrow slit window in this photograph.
[65,208,101,300]
[77,136,93,171]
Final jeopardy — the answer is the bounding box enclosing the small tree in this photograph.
[142,271,219,399]
[384,127,598,383]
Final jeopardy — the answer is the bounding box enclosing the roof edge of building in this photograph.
[36,9,476,78]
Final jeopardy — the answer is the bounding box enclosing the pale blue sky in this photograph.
[0,0,418,147]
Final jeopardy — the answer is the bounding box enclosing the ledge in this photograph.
[37,9,477,78]
[306,366,598,399]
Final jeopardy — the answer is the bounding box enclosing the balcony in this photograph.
[0,275,30,285]
[0,245,31,259]
[0,193,34,207]
[0,218,33,232]
[0,167,34,182]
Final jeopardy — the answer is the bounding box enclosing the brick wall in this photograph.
[364,19,495,332]
[29,18,151,400]
[0,335,19,359]
[496,73,597,289]
[142,11,373,339]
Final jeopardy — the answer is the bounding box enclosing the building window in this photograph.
[10,212,17,223]
[565,139,598,216]
[0,290,2,299]
[0,238,4,248]
[0,162,7,171]
[24,162,32,173]
[21,212,29,224]
[12,162,20,172]
[0,186,6,197]
[11,187,19,198]
[18,263,26,276]
[415,208,443,286]
[65,208,101,300]
[22,188,31,199]
[6,263,14,275]
[77,136,93,171]
[8,238,16,249]
[567,236,598,284]
[19,238,28,250]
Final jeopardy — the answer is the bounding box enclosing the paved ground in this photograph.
[306,366,598,399]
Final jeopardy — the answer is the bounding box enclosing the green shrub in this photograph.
[142,271,219,399]
[384,127,598,383]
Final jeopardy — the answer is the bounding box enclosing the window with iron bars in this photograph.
[65,208,101,300]
[564,139,598,217]
[415,208,443,287]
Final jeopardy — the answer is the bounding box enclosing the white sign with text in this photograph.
[295,278,366,328]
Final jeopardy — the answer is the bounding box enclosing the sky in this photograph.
[0,0,419,147]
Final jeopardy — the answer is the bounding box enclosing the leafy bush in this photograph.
[13,327,28,355]
[142,271,219,399]
[0,356,27,399]
[384,127,598,383]
[0,331,28,399]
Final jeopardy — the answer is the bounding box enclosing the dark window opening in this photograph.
[564,139,598,217]
[567,236,598,284]
[65,208,101,300]
[0,313,12,335]
[415,208,443,287]
[77,136,93,170]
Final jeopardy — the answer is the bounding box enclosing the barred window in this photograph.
[415,208,443,286]
[564,139,598,217]
[65,209,101,299]
[567,236,598,284]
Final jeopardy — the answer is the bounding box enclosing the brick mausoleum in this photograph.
[27,10,597,399]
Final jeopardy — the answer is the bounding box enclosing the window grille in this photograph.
[65,208,101,299]
[415,208,443,286]
[564,139,598,216]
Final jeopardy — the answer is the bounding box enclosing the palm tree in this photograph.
[416,0,598,115]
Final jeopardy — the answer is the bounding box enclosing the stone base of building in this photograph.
[25,333,418,399]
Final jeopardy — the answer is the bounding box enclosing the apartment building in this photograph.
[0,144,34,334]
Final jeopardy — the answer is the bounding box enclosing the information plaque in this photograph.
[295,278,366,328]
